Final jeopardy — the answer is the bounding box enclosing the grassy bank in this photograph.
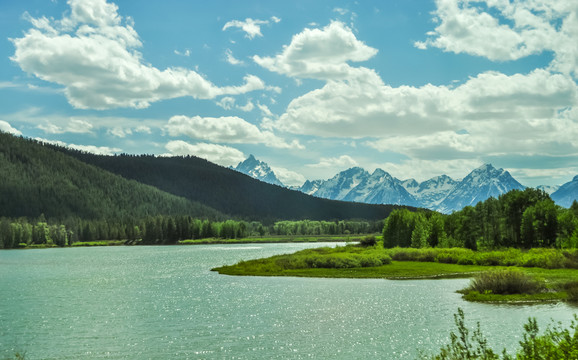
[212,244,578,304]
[178,235,359,245]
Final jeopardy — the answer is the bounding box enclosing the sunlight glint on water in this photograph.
[0,244,575,359]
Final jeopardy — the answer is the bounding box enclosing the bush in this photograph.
[425,310,578,360]
[359,235,377,247]
[466,269,545,295]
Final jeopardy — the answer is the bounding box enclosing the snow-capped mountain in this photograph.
[233,155,284,187]
[235,155,576,212]
[342,169,418,206]
[551,176,578,207]
[435,164,525,213]
[300,163,527,213]
[312,167,369,200]
[299,179,324,195]
[411,175,459,209]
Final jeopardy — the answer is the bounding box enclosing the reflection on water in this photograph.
[0,244,575,359]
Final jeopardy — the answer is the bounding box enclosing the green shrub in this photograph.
[425,310,578,360]
[359,235,377,247]
[466,269,545,295]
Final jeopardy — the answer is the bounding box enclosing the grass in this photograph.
[70,240,127,247]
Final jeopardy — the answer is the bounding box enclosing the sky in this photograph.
[1,0,577,188]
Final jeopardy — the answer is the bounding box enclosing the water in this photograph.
[1,244,576,359]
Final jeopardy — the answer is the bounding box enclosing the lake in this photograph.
[1,243,576,359]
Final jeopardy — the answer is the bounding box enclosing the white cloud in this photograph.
[134,125,151,134]
[257,103,274,117]
[225,48,244,65]
[35,137,121,155]
[0,120,22,135]
[166,115,303,149]
[223,16,280,39]
[174,49,191,57]
[108,126,131,138]
[38,119,94,134]
[223,18,269,39]
[10,0,266,110]
[306,155,358,168]
[216,97,254,112]
[238,100,254,112]
[108,124,152,137]
[270,166,306,187]
[164,140,244,167]
[253,21,378,80]
[416,0,578,77]
[216,96,236,110]
[276,68,578,158]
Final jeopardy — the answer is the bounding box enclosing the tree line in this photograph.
[0,216,383,248]
[383,188,578,250]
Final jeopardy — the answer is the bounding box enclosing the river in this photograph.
[0,243,576,359]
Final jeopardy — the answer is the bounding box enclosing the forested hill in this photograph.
[0,132,222,220]
[52,143,403,221]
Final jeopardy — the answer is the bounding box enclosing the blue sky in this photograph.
[1,0,577,187]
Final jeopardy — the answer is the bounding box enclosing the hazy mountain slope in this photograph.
[551,176,578,207]
[0,132,221,220]
[55,147,403,221]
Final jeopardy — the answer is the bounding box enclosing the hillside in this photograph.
[0,132,221,220]
[52,145,403,221]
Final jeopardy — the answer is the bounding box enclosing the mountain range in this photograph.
[234,155,578,213]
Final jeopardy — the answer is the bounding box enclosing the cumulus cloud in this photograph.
[253,21,378,80]
[223,16,281,39]
[166,115,303,149]
[306,155,358,168]
[35,137,120,155]
[164,140,245,167]
[277,67,578,161]
[0,120,22,135]
[416,0,578,77]
[10,0,266,110]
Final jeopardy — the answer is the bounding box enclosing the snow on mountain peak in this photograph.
[234,155,284,187]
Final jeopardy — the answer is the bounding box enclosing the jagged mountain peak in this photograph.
[436,164,524,213]
[234,155,284,187]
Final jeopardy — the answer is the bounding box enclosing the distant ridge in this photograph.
[49,142,403,221]
[0,132,221,220]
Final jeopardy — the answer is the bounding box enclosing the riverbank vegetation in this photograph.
[213,244,578,303]
[424,309,578,359]
[0,216,381,249]
[384,188,578,250]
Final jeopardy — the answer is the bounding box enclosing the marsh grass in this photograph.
[384,247,578,269]
[465,269,546,295]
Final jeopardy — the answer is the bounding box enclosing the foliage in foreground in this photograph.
[425,309,578,360]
